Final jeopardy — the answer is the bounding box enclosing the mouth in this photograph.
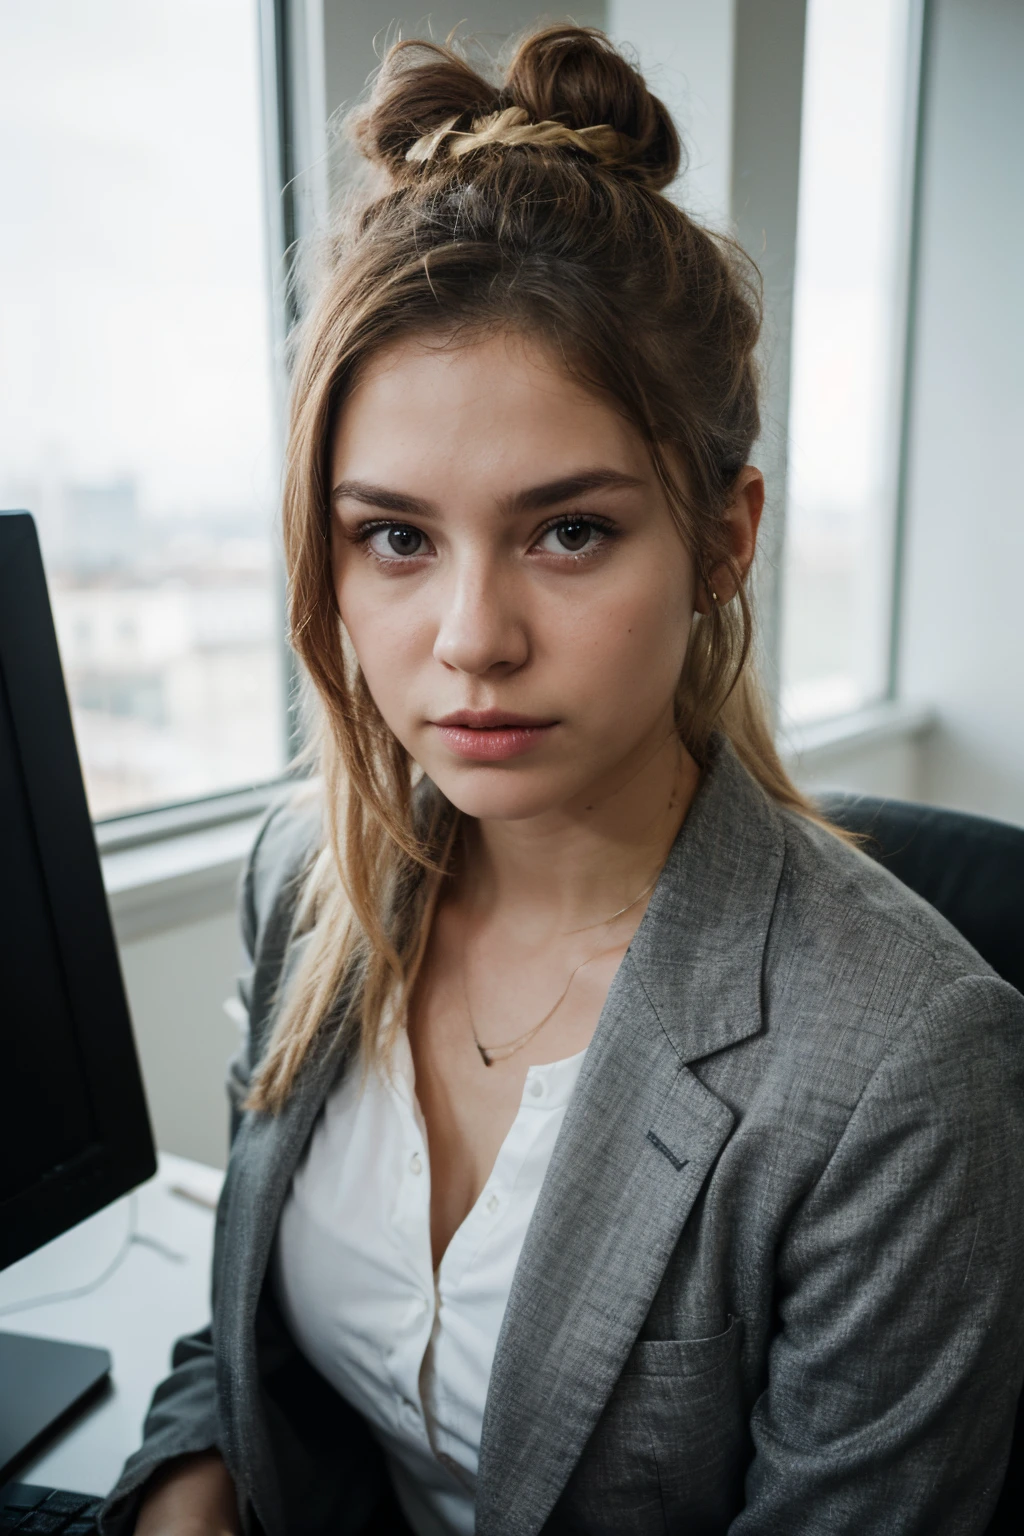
[430,709,559,762]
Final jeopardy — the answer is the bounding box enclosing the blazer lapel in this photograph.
[476,738,786,1536]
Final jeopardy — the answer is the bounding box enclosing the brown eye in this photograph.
[534,517,613,559]
[554,520,593,552]
[387,525,423,555]
[365,523,428,559]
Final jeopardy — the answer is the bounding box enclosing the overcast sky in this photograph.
[787,0,912,528]
[0,0,277,519]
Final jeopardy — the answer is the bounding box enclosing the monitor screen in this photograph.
[0,661,98,1205]
[0,511,154,1270]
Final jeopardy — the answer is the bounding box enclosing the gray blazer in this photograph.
[102,737,1024,1536]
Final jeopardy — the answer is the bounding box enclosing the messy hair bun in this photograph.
[354,25,681,192]
[245,23,824,1113]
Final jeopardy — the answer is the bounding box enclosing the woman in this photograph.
[105,25,1024,1536]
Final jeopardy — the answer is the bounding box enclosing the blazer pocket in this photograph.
[559,1317,746,1534]
[624,1314,743,1378]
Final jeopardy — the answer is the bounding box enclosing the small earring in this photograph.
[710,588,719,605]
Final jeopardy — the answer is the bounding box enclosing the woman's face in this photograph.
[330,329,704,824]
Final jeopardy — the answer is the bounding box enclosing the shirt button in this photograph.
[486,1194,500,1214]
[529,1078,544,1099]
[409,1152,423,1175]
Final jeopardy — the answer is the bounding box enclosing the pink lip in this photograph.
[431,710,558,762]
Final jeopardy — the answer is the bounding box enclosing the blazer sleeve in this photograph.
[730,973,1024,1536]
[98,802,302,1536]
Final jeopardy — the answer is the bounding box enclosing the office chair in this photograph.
[818,791,1024,1534]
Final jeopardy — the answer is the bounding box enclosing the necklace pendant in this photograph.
[476,1043,495,1068]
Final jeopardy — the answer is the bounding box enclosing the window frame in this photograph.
[93,780,286,853]
[885,0,931,703]
[775,0,928,731]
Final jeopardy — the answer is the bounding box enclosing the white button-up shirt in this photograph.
[272,1029,588,1536]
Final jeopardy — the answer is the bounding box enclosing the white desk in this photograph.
[0,1154,223,1497]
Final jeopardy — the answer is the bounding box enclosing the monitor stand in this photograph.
[0,1332,111,1482]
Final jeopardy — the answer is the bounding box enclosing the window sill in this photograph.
[100,701,936,944]
[777,698,935,771]
[94,782,283,854]
[102,815,265,945]
[98,779,294,943]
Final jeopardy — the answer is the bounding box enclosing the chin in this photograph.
[427,765,584,823]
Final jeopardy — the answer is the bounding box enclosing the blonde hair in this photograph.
[247,25,829,1114]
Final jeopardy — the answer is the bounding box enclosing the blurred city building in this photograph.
[1,468,282,817]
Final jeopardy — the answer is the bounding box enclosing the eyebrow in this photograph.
[331,468,647,518]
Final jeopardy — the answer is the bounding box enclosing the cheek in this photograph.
[553,561,693,721]
[333,562,427,718]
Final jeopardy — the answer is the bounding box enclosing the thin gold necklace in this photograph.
[463,940,628,1067]
[462,868,661,1067]
[561,870,660,934]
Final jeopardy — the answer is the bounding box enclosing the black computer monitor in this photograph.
[0,510,156,1478]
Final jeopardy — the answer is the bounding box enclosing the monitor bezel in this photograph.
[0,510,156,1271]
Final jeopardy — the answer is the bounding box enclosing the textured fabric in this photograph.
[274,1031,588,1536]
[99,736,1024,1536]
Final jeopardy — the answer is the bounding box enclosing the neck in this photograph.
[458,725,701,936]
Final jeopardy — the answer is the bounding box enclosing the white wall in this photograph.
[606,0,734,225]
[793,735,925,802]
[119,909,243,1169]
[785,703,934,802]
[607,1,806,688]
[899,0,1024,825]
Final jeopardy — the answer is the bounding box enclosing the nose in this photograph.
[432,553,529,676]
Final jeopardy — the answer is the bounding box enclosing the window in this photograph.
[0,0,285,818]
[780,0,921,725]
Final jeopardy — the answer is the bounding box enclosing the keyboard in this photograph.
[0,1484,100,1535]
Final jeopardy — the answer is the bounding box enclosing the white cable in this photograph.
[0,1195,139,1318]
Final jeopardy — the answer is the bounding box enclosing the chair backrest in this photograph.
[817,792,1024,994]
[817,791,1024,1533]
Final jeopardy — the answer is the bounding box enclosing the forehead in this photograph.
[330,329,652,491]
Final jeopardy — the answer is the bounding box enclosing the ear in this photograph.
[694,466,764,615]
